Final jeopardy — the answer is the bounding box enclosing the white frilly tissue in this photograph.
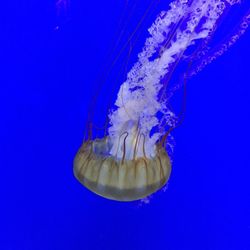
[108,0,240,159]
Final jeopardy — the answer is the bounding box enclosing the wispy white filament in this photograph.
[108,0,240,159]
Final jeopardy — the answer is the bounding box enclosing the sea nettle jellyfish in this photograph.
[74,0,250,201]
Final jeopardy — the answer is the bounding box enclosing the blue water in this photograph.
[1,1,250,249]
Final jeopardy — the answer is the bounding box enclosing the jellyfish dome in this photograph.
[74,0,250,201]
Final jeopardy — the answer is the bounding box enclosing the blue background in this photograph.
[1,0,250,249]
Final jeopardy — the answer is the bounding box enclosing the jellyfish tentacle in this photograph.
[121,132,129,165]
[188,10,250,77]
[133,128,141,160]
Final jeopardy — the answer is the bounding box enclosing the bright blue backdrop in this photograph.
[1,1,250,250]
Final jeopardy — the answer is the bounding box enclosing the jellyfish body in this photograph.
[74,137,171,201]
[74,0,249,201]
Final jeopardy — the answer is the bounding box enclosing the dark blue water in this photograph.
[1,1,250,249]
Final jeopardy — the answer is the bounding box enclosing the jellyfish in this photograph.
[74,0,250,201]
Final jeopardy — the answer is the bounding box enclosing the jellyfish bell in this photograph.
[74,136,171,201]
[74,0,250,201]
